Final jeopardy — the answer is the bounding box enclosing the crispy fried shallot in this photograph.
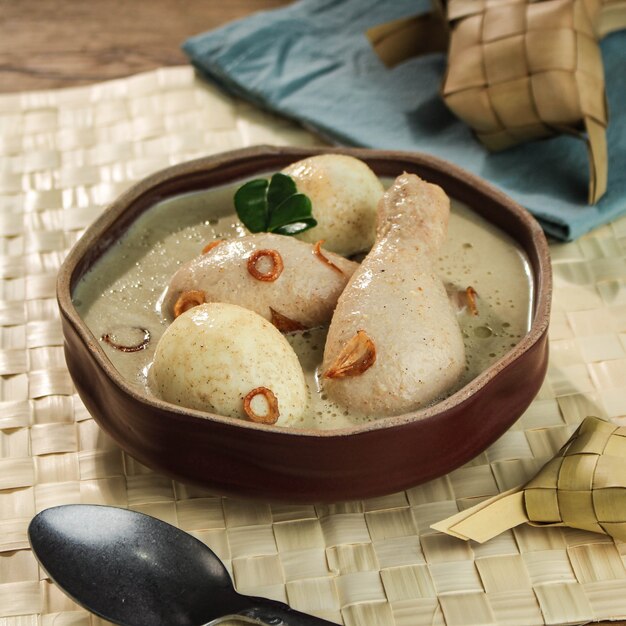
[247,249,284,282]
[466,286,479,316]
[101,327,151,353]
[324,330,376,379]
[173,290,206,318]
[269,307,307,333]
[243,387,280,424]
[313,240,344,275]
[201,239,224,255]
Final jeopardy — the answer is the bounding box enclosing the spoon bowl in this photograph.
[28,505,336,626]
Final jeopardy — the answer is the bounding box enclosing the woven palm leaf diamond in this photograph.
[433,416,626,542]
[368,0,626,203]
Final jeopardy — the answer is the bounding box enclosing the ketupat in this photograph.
[368,0,626,203]
[432,416,626,542]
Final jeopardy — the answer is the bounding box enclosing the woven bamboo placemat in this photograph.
[1,66,625,626]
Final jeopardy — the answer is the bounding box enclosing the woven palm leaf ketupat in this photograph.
[367,0,626,204]
[432,416,626,542]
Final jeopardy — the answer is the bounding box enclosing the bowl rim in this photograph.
[57,144,552,438]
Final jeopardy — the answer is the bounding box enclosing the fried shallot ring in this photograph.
[269,307,307,333]
[324,330,376,379]
[243,387,280,424]
[466,286,479,316]
[201,239,224,255]
[101,327,151,353]
[173,290,206,318]
[247,249,284,282]
[313,240,344,275]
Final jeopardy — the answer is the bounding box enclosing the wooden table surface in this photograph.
[0,0,290,93]
[1,3,624,625]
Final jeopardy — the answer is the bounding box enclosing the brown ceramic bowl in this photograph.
[58,145,551,503]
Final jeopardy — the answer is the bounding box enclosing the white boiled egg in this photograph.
[151,303,307,426]
[283,154,384,256]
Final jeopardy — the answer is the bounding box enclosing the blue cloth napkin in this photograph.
[183,0,626,241]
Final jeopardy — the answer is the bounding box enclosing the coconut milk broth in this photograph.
[73,178,533,430]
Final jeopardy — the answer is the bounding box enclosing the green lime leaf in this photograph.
[267,194,315,233]
[267,173,297,211]
[234,179,269,233]
[234,173,317,237]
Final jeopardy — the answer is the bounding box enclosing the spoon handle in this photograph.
[238,596,338,625]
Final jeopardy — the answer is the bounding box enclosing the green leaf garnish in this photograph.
[234,179,269,233]
[266,173,297,210]
[267,194,314,232]
[234,173,317,236]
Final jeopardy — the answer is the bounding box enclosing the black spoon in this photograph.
[28,504,338,626]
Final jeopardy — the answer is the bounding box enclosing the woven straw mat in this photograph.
[0,66,625,626]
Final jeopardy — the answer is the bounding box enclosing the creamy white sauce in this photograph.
[73,178,533,430]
